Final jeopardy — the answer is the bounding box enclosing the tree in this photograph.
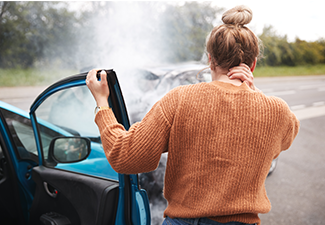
[293,39,324,65]
[0,1,80,68]
[160,2,221,63]
[69,2,222,69]
[258,25,325,66]
[258,25,295,66]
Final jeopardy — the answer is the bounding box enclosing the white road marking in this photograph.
[313,101,325,107]
[264,90,296,96]
[260,88,274,92]
[300,85,320,90]
[291,105,306,110]
[293,105,325,120]
[299,85,313,90]
[299,84,325,90]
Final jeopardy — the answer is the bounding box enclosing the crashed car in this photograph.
[0,70,150,225]
[124,62,212,124]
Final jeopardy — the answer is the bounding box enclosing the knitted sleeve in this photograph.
[280,100,300,150]
[94,88,179,174]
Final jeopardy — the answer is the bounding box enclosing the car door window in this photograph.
[33,86,113,174]
[36,86,98,137]
[35,86,96,158]
[0,108,38,162]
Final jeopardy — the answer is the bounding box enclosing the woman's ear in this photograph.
[251,57,257,72]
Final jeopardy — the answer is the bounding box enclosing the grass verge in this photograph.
[254,64,325,77]
[0,68,78,87]
[1,64,325,87]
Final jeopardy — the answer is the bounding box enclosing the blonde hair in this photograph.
[206,5,261,70]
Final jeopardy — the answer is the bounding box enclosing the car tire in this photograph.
[267,158,278,177]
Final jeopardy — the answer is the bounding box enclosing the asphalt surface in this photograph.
[0,85,47,112]
[260,116,325,225]
[0,75,325,224]
[253,76,325,225]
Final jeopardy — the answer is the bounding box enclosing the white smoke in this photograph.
[66,3,211,224]
[71,2,171,224]
[70,2,172,121]
[73,2,167,70]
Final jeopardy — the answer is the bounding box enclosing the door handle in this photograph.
[43,182,58,198]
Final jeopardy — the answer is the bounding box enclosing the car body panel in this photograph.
[0,102,119,180]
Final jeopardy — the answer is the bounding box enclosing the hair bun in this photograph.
[222,5,252,26]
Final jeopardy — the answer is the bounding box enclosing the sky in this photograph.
[69,1,325,42]
[215,0,325,42]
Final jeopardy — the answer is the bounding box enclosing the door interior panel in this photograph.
[0,155,25,225]
[0,138,27,225]
[29,166,119,225]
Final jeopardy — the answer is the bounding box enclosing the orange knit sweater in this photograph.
[95,80,299,225]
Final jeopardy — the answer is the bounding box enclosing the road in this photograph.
[0,75,325,224]
[254,75,325,225]
[260,116,325,225]
[255,75,325,119]
[0,85,48,112]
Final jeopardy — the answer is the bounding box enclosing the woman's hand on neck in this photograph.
[210,62,258,91]
[211,66,243,86]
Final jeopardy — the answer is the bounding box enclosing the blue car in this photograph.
[0,70,150,225]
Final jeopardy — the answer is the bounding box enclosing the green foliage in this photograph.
[258,26,295,66]
[0,1,221,70]
[0,2,324,72]
[0,1,80,69]
[258,25,325,67]
[160,2,221,62]
[293,39,325,65]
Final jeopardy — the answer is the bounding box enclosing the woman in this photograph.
[86,5,299,225]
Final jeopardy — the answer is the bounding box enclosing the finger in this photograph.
[229,63,249,70]
[233,64,251,74]
[228,68,248,76]
[229,66,249,73]
[229,73,247,81]
[229,69,253,80]
[230,64,251,75]
[87,69,100,82]
[86,70,92,86]
[228,68,249,78]
[239,63,251,70]
[100,70,107,84]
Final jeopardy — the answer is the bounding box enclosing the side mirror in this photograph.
[49,137,91,163]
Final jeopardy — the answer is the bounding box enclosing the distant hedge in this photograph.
[258,26,325,67]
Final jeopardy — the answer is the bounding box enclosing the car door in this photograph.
[9,70,149,225]
[0,102,39,224]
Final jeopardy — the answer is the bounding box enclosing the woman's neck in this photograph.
[211,67,243,86]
